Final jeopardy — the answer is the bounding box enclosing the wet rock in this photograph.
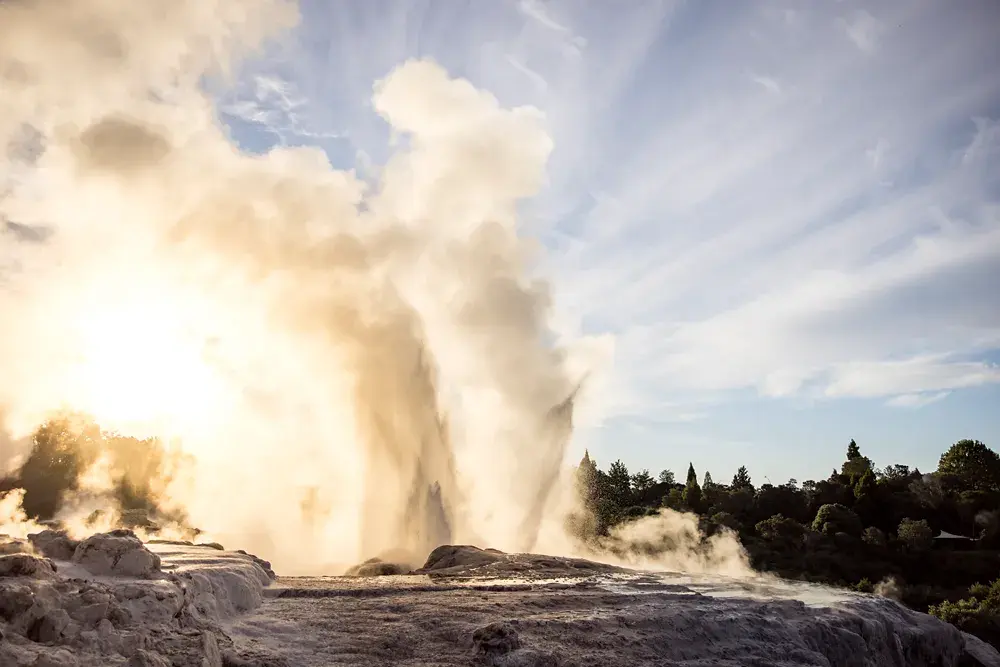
[72,531,160,577]
[420,545,504,573]
[345,558,409,576]
[234,551,274,580]
[473,621,522,657]
[28,532,78,562]
[962,633,999,667]
[0,554,56,579]
[960,652,988,667]
[146,539,194,547]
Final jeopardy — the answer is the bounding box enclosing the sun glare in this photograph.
[64,287,230,441]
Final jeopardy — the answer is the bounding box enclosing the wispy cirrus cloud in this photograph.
[217,0,1000,476]
[886,392,952,409]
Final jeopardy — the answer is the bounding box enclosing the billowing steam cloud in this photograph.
[0,0,580,573]
[0,0,753,580]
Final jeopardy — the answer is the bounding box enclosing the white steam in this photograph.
[0,0,750,579]
[0,0,578,573]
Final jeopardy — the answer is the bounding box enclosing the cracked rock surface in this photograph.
[3,538,1000,667]
[0,531,272,667]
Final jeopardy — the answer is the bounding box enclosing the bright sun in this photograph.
[63,284,230,440]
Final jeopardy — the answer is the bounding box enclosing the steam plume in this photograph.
[0,0,753,580]
[0,0,577,573]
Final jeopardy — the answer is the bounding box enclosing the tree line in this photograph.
[572,438,1000,648]
[4,416,1000,648]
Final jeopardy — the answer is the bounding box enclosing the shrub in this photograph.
[862,526,887,548]
[709,511,741,532]
[812,503,862,537]
[756,514,806,544]
[897,518,933,552]
[854,578,875,594]
[929,578,1000,647]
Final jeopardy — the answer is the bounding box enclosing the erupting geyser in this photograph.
[0,0,582,574]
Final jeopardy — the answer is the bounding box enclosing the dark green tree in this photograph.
[754,482,809,524]
[897,517,934,552]
[683,483,702,514]
[657,469,675,485]
[718,486,755,521]
[683,463,703,513]
[882,464,911,481]
[938,440,1000,492]
[847,439,861,460]
[606,459,633,507]
[569,451,622,537]
[755,514,805,545]
[686,463,698,486]
[854,468,877,501]
[732,466,753,491]
[930,579,1000,647]
[812,503,863,536]
[842,439,873,481]
[661,487,685,511]
[17,415,102,519]
[703,471,714,489]
[862,526,887,548]
[631,469,655,493]
[574,451,600,505]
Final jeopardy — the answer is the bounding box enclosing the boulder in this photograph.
[0,554,56,578]
[0,536,34,556]
[27,608,71,644]
[28,531,79,562]
[0,581,35,620]
[72,530,160,578]
[419,545,504,573]
[473,621,522,656]
[235,550,275,580]
[345,558,409,576]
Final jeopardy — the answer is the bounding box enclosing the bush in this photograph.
[709,511,741,532]
[854,578,875,594]
[623,505,648,519]
[929,578,1000,647]
[756,514,806,544]
[897,518,933,552]
[862,526,887,548]
[812,503,862,537]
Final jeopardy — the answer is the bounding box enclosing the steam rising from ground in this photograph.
[0,0,750,578]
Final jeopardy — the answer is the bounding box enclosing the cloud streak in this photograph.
[210,0,999,479]
[5,0,996,489]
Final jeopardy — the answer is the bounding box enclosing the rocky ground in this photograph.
[0,530,273,666]
[2,537,998,666]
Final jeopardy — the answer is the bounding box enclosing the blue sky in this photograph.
[218,0,1000,485]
